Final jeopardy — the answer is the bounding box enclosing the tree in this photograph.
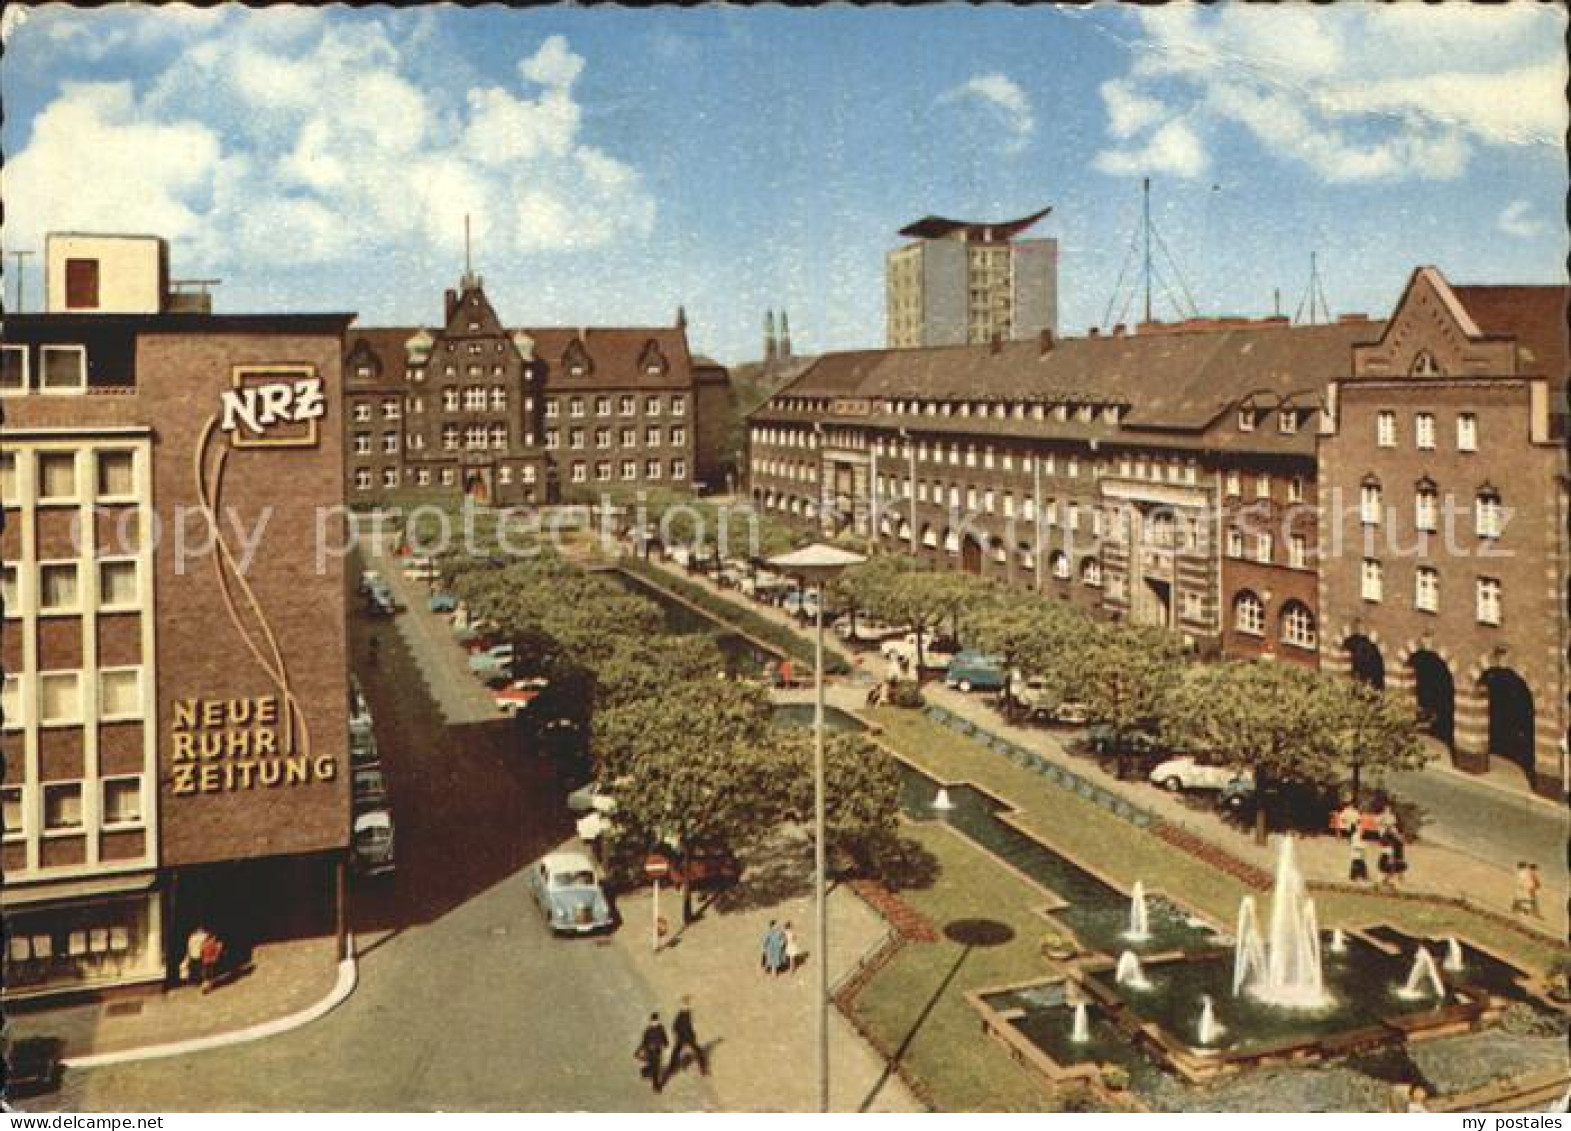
[770,729,902,875]
[592,633,728,712]
[1076,625,1187,776]
[968,595,1093,710]
[1323,679,1431,798]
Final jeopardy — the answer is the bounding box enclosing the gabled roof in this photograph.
[1451,284,1569,390]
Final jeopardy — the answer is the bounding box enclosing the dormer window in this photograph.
[563,340,592,379]
[637,340,668,378]
[1237,408,1257,432]
[468,321,480,331]
[1410,350,1441,377]
[1278,409,1298,434]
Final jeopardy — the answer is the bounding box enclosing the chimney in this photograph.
[1112,324,1126,338]
[445,289,458,322]
[1088,326,1101,338]
[1038,327,1055,354]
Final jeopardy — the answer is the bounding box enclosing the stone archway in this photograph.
[1479,667,1536,785]
[1344,634,1385,690]
[1408,649,1455,744]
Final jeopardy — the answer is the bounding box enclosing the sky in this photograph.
[2,2,1566,365]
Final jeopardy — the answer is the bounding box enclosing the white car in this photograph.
[402,556,439,581]
[880,632,957,672]
[833,616,905,644]
[1148,756,1252,793]
[566,780,620,816]
[352,809,396,875]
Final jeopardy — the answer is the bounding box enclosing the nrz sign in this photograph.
[221,368,325,448]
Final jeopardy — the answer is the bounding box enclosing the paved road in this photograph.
[43,560,712,1112]
[1386,760,1567,876]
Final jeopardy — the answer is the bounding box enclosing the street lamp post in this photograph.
[767,542,866,1113]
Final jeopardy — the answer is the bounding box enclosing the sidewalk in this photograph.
[609,853,921,1113]
[5,934,342,1061]
[632,554,1567,939]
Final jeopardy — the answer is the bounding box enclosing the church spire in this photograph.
[763,309,777,363]
[779,309,792,361]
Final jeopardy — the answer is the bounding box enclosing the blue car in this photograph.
[527,851,615,935]
[429,592,459,613]
[944,651,1008,693]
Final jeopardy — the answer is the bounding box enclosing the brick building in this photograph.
[1319,267,1569,797]
[2,234,354,1000]
[344,273,727,506]
[749,317,1376,660]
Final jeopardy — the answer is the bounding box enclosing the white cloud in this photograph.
[1497,200,1542,240]
[940,72,1035,154]
[4,14,654,270]
[1094,118,1208,179]
[1098,4,1568,183]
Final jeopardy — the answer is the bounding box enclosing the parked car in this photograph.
[741,569,788,600]
[359,569,384,597]
[527,851,615,934]
[944,652,1008,693]
[495,678,547,715]
[366,586,400,617]
[1148,756,1251,794]
[402,555,439,581]
[566,779,620,816]
[468,643,514,679]
[1087,724,1159,756]
[781,588,823,620]
[353,765,389,810]
[880,632,958,672]
[352,809,396,875]
[429,591,459,614]
[833,615,905,644]
[351,729,379,767]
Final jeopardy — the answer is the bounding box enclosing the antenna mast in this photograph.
[1142,178,1153,325]
[10,249,34,313]
[464,214,472,278]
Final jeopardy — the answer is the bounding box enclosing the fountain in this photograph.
[1070,1001,1090,1044]
[1330,927,1348,955]
[1126,880,1151,942]
[1398,947,1445,1001]
[1443,937,1465,973]
[1231,837,1328,1008]
[1115,950,1151,990]
[931,787,955,811]
[1197,995,1224,1045]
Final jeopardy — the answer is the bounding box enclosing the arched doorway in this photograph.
[1480,667,1535,784]
[1409,650,1454,743]
[961,536,983,575]
[1345,635,1385,690]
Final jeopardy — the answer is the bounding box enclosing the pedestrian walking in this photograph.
[1525,863,1543,918]
[1385,831,1407,886]
[181,925,210,987]
[1348,839,1369,884]
[783,920,802,973]
[1375,805,1399,841]
[636,1012,669,1093]
[1336,799,1361,840]
[668,997,708,1078]
[865,681,884,708]
[761,919,779,975]
[1513,861,1535,914]
[763,920,788,976]
[198,930,225,993]
[1376,838,1396,888]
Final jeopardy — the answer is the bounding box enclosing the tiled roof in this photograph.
[1451,284,1569,391]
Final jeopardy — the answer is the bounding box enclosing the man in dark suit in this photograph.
[636,1012,670,1093]
[668,996,708,1077]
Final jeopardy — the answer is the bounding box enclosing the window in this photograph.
[43,782,83,832]
[571,462,587,484]
[102,778,144,827]
[443,425,460,451]
[544,399,560,419]
[646,396,662,417]
[417,468,431,487]
[491,387,507,412]
[442,389,460,413]
[1237,408,1256,432]
[3,786,22,840]
[1457,413,1477,453]
[1280,602,1316,649]
[40,346,87,393]
[382,399,400,421]
[1376,411,1397,448]
[1226,530,1244,559]
[1289,535,1308,569]
[1,676,21,730]
[381,433,399,455]
[1475,489,1503,539]
[1360,480,1382,525]
[1287,477,1304,504]
[671,427,686,447]
[96,451,135,500]
[464,386,485,411]
[569,397,585,418]
[0,564,15,615]
[1278,409,1298,434]
[1225,470,1241,497]
[621,428,636,447]
[1050,552,1071,580]
[354,468,372,491]
[569,428,585,450]
[490,425,507,450]
[0,453,15,504]
[382,467,398,488]
[440,468,455,487]
[37,452,78,503]
[595,461,612,483]
[646,427,662,447]
[100,668,142,720]
[621,460,637,481]
[619,395,636,416]
[671,395,687,416]
[1415,412,1436,451]
[354,434,372,456]
[1,345,27,394]
[544,430,559,451]
[39,563,79,614]
[595,397,611,417]
[39,672,82,726]
[1415,566,1439,613]
[646,459,662,480]
[1361,559,1383,603]
[670,459,686,480]
[1476,577,1502,626]
[1081,558,1103,587]
[65,258,100,309]
[1415,482,1438,532]
[465,425,487,451]
[1254,533,1273,563]
[1234,591,1265,636]
[1181,590,1203,621]
[595,428,611,450]
[1255,475,1271,500]
[99,560,139,610]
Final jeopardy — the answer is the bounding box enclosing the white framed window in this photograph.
[40,345,87,393]
[417,468,431,486]
[39,562,80,615]
[383,434,399,455]
[99,667,143,721]
[569,397,585,418]
[1475,490,1503,539]
[440,468,455,487]
[1289,535,1308,570]
[1226,529,1244,559]
[569,428,585,450]
[37,452,79,504]
[102,777,144,828]
[544,430,559,451]
[1050,552,1071,580]
[1415,483,1438,532]
[670,459,686,480]
[2,785,24,841]
[595,396,611,417]
[595,461,612,483]
[646,426,662,447]
[671,395,687,416]
[1225,470,1241,498]
[1280,602,1316,649]
[491,387,507,412]
[671,427,686,447]
[464,386,486,411]
[571,462,587,484]
[1415,566,1439,613]
[1287,477,1304,504]
[1081,558,1103,587]
[1234,591,1264,636]
[1415,412,1436,451]
[99,559,139,611]
[355,403,374,423]
[544,399,560,419]
[490,425,507,450]
[1278,409,1298,434]
[646,396,661,417]
[1,344,28,395]
[382,467,398,488]
[620,428,636,447]
[1476,577,1501,626]
[621,460,637,481]
[1376,410,1397,448]
[1255,475,1271,500]
[1360,481,1382,525]
[1361,558,1384,603]
[354,468,372,491]
[43,782,84,833]
[596,428,611,450]
[443,425,460,451]
[382,399,400,421]
[646,458,662,480]
[498,467,513,486]
[442,389,460,412]
[1254,533,1273,563]
[1,675,22,731]
[465,425,487,451]
[1456,413,1477,453]
[354,434,372,456]
[619,395,636,416]
[520,465,537,486]
[0,563,16,616]
[38,671,83,727]
[94,451,136,502]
